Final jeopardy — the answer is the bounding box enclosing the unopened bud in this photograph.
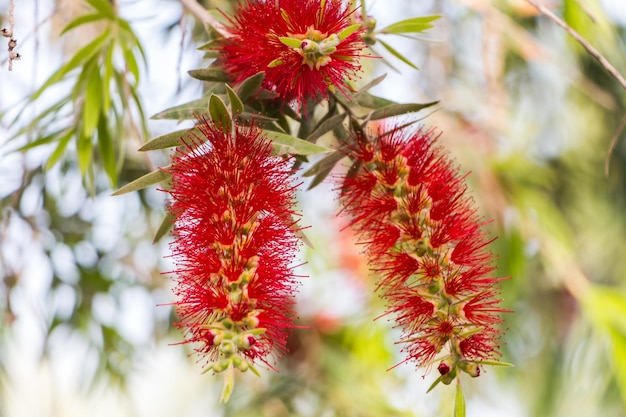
[237,334,257,350]
[459,360,481,378]
[219,340,235,354]
[438,357,455,376]
[232,356,249,372]
[212,359,230,373]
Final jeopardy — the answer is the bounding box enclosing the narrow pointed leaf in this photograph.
[86,0,115,18]
[235,72,265,102]
[454,380,466,417]
[369,101,439,120]
[112,166,171,196]
[32,30,110,100]
[60,13,106,35]
[278,37,302,48]
[83,66,103,137]
[379,15,440,35]
[338,23,361,40]
[16,129,65,152]
[150,98,208,120]
[122,43,140,82]
[263,130,332,155]
[474,360,514,367]
[354,73,387,96]
[356,92,395,109]
[139,127,202,151]
[378,38,419,70]
[209,94,232,133]
[188,68,231,82]
[303,150,345,189]
[45,131,74,170]
[102,43,114,113]
[153,212,175,243]
[226,85,244,116]
[426,375,443,394]
[97,116,117,187]
[77,133,94,176]
[197,39,221,51]
[306,113,347,143]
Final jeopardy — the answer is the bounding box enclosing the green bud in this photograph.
[219,340,235,355]
[441,367,457,385]
[233,356,249,372]
[212,359,230,373]
[459,361,481,378]
[244,314,260,329]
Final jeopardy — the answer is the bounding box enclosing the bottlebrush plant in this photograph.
[113,0,511,412]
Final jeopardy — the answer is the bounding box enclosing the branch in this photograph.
[525,0,626,91]
[179,0,230,38]
[1,0,20,70]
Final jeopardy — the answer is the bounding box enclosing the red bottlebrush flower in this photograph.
[219,0,366,106]
[338,125,510,379]
[167,118,302,387]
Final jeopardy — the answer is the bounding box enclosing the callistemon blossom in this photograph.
[219,0,365,105]
[167,119,302,396]
[338,125,509,382]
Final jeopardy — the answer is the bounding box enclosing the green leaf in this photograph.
[379,15,440,35]
[116,17,147,65]
[83,65,103,137]
[209,94,232,133]
[15,129,66,152]
[454,380,466,417]
[32,30,111,100]
[196,39,221,51]
[337,23,361,40]
[263,130,332,155]
[153,212,175,243]
[235,72,265,102]
[378,38,419,70]
[226,85,244,116]
[354,73,387,96]
[306,112,347,143]
[139,127,202,151]
[219,363,235,403]
[356,92,395,109]
[367,45,401,73]
[122,43,140,83]
[474,360,515,367]
[206,9,229,32]
[86,0,115,18]
[302,150,345,189]
[60,13,106,35]
[102,44,114,114]
[368,101,439,120]
[150,98,208,120]
[10,95,71,136]
[97,116,117,187]
[237,112,277,124]
[188,68,230,82]
[426,375,443,394]
[111,166,171,196]
[45,131,74,170]
[77,133,94,176]
[278,36,302,48]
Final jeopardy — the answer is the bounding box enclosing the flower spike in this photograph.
[219,0,366,106]
[338,124,510,381]
[167,118,303,401]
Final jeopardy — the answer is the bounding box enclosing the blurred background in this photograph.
[1,0,626,416]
